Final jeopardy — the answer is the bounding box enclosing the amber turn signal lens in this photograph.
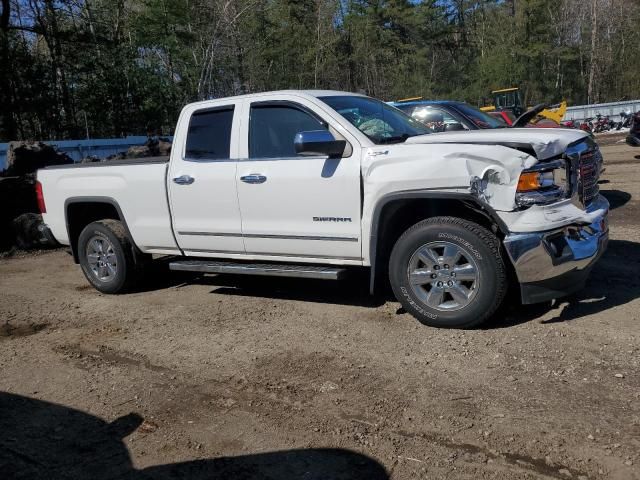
[517,172,540,192]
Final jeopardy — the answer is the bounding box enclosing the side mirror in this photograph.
[445,122,465,132]
[294,130,346,157]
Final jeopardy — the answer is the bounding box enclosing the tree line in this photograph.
[1,0,638,141]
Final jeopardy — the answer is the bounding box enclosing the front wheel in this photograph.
[389,216,507,328]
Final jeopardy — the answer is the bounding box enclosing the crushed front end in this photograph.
[500,138,609,304]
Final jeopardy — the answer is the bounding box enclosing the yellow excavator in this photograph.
[480,87,567,124]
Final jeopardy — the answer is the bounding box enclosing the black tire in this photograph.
[78,220,146,294]
[389,216,507,328]
[13,213,43,250]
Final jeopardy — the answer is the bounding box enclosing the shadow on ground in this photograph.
[124,176,637,330]
[0,391,388,480]
[135,238,640,328]
[206,270,386,308]
[600,189,632,209]
[137,262,385,308]
[199,242,639,329]
[492,239,640,327]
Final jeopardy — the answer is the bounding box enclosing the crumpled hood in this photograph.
[404,128,589,160]
[362,141,537,214]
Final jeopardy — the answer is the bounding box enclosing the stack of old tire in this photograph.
[0,142,72,251]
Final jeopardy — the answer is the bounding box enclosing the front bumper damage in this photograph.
[503,194,609,304]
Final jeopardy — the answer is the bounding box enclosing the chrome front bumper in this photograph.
[503,194,609,304]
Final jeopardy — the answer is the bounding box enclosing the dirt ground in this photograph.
[1,140,639,480]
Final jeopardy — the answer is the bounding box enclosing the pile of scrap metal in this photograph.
[81,137,172,163]
[0,137,173,251]
[132,136,172,157]
[0,141,72,251]
[627,112,640,147]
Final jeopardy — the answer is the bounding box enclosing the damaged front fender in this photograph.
[362,142,536,215]
[461,150,537,211]
[361,142,538,266]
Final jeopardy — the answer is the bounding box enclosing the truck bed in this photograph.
[38,157,179,254]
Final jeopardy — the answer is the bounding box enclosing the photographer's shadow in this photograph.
[0,391,388,480]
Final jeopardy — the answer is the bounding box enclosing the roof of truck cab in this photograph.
[304,90,365,97]
[186,90,364,108]
[390,100,466,107]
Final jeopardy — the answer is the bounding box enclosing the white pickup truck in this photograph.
[37,90,609,328]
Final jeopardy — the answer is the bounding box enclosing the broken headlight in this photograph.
[515,160,569,207]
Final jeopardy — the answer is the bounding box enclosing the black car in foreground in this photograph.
[389,100,507,132]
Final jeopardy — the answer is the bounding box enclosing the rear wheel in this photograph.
[78,220,146,294]
[389,216,507,328]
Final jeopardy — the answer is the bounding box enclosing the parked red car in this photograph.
[487,110,515,126]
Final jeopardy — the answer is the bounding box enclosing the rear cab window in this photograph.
[185,107,234,160]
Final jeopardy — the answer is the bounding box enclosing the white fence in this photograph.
[563,100,640,122]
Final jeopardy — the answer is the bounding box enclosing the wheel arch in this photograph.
[64,196,135,263]
[368,191,509,294]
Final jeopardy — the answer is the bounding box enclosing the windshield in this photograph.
[453,103,507,129]
[319,95,431,144]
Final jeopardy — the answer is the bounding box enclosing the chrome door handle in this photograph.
[240,174,267,184]
[173,175,195,185]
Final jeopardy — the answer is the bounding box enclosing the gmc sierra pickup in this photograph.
[37,90,609,328]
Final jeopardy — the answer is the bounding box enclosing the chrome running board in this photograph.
[169,259,346,280]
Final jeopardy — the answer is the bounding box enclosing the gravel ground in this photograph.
[1,141,639,480]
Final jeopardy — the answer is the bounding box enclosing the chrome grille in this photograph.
[565,138,601,208]
[579,148,600,206]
